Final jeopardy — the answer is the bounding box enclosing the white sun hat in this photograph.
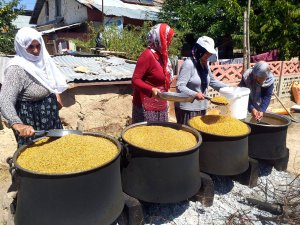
[196,36,217,55]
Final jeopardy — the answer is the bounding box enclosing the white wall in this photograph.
[37,0,88,26]
[61,0,88,24]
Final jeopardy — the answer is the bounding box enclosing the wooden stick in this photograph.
[273,92,296,120]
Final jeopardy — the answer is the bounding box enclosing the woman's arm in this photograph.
[176,59,198,96]
[260,83,274,112]
[0,66,25,127]
[132,50,155,97]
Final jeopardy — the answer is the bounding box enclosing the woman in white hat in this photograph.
[175,36,227,125]
[239,61,274,120]
[0,27,68,146]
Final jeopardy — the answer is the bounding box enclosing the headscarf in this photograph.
[251,61,274,87]
[191,43,209,92]
[5,27,68,93]
[147,23,174,89]
[243,61,274,108]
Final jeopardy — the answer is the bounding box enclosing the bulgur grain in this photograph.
[210,96,229,105]
[189,115,249,136]
[123,126,197,152]
[16,134,118,174]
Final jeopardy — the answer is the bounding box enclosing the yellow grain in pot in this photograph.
[16,134,119,174]
[123,125,197,152]
[189,115,249,136]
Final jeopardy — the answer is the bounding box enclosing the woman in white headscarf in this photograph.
[239,61,274,120]
[0,27,68,146]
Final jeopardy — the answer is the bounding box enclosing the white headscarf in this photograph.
[5,27,68,93]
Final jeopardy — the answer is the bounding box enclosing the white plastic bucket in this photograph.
[219,87,250,119]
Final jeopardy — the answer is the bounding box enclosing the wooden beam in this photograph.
[67,80,131,89]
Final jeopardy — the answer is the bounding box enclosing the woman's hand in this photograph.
[12,123,35,137]
[151,87,161,99]
[195,92,205,100]
[251,108,263,120]
[256,111,264,120]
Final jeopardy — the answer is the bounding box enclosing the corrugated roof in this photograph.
[31,0,160,25]
[13,15,34,29]
[0,55,136,84]
[77,0,160,20]
[53,55,135,82]
[40,22,82,34]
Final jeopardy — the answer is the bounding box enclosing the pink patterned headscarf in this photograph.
[147,23,174,89]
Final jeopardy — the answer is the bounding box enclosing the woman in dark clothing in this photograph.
[0,27,68,146]
[239,61,274,120]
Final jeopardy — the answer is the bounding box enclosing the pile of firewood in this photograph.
[226,174,300,224]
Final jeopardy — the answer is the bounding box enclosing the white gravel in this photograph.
[143,163,299,225]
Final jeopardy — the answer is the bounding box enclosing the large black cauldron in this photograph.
[243,112,291,159]
[12,132,124,225]
[120,122,202,204]
[189,121,251,176]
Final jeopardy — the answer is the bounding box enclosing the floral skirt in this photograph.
[132,105,168,124]
[15,93,63,147]
[175,107,206,125]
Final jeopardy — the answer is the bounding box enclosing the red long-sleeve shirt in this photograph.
[132,48,168,107]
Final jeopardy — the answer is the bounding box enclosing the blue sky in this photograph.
[19,0,35,10]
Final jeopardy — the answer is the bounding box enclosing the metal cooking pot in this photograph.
[11,132,124,225]
[243,112,291,159]
[120,122,202,204]
[189,121,251,176]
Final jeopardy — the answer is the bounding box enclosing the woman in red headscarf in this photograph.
[131,23,174,123]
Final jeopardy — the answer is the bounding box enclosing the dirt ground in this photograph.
[0,97,299,224]
[272,99,300,174]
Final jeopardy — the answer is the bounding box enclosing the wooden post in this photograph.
[243,11,247,73]
[277,61,284,97]
[247,0,251,68]
[102,0,104,23]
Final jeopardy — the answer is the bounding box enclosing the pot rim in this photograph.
[243,112,292,127]
[13,132,121,177]
[120,121,202,154]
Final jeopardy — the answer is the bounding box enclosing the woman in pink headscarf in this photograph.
[131,23,174,123]
[0,27,68,146]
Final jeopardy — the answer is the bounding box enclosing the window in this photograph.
[55,0,61,17]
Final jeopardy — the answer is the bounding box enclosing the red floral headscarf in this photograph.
[148,23,174,89]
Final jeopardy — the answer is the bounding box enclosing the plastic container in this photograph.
[219,87,250,119]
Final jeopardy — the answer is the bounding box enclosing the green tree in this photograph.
[159,0,300,60]
[251,0,300,59]
[72,22,183,60]
[0,0,21,54]
[159,0,245,55]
